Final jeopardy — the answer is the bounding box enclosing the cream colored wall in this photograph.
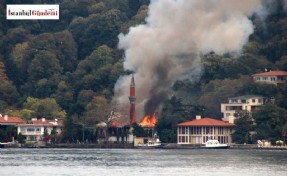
[253,75,286,85]
[134,137,145,146]
[221,97,264,122]
[177,126,234,145]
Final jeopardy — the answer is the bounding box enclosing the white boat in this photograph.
[137,135,163,149]
[203,140,230,149]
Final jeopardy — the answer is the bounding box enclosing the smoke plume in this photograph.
[114,0,263,120]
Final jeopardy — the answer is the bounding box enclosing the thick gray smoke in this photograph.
[114,0,263,121]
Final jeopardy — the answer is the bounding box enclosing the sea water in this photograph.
[0,148,286,176]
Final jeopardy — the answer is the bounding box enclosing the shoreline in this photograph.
[1,143,287,150]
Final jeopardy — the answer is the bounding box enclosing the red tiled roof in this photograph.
[177,117,234,127]
[252,71,287,76]
[17,123,53,127]
[0,116,24,124]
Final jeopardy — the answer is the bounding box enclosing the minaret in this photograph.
[129,75,136,125]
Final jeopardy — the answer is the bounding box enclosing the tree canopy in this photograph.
[0,0,286,143]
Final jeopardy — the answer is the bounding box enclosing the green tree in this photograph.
[28,50,63,82]
[253,104,287,143]
[198,76,251,118]
[73,96,111,128]
[0,81,20,106]
[50,129,58,144]
[19,109,35,120]
[53,30,78,72]
[156,96,204,143]
[72,96,111,142]
[69,9,127,58]
[232,112,253,144]
[52,81,74,110]
[74,45,117,95]
[24,97,66,119]
[17,132,26,144]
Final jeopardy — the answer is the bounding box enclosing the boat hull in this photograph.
[136,144,163,149]
[203,145,230,149]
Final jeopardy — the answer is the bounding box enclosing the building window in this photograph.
[219,136,222,143]
[256,77,260,80]
[36,128,40,132]
[271,77,276,81]
[241,99,246,103]
[258,99,262,103]
[30,136,36,141]
[182,136,185,143]
[189,127,193,135]
[218,127,224,135]
[178,136,181,143]
[252,99,255,103]
[182,127,186,134]
[263,77,267,80]
[206,127,212,135]
[27,128,35,132]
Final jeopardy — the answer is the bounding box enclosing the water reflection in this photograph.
[0,148,286,176]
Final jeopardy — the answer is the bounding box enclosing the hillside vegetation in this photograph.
[0,0,286,143]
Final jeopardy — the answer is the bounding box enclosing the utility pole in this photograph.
[82,125,85,143]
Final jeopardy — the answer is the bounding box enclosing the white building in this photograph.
[252,70,287,85]
[17,118,63,143]
[177,115,234,145]
[221,95,266,123]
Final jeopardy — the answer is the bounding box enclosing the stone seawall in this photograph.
[46,143,134,148]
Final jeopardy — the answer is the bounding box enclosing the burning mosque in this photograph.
[129,74,157,128]
[110,0,268,144]
[107,75,157,144]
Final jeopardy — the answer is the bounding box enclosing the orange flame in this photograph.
[139,113,157,127]
[111,121,120,127]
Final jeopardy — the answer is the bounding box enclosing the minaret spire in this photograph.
[129,74,136,124]
[131,74,135,87]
